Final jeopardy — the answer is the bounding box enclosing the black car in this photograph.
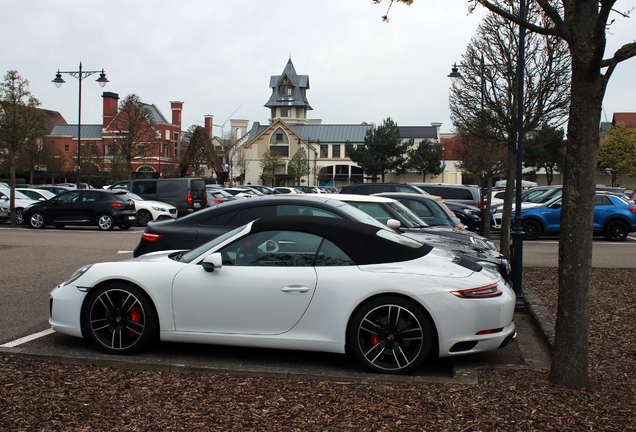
[35,185,77,196]
[133,195,510,282]
[443,201,482,232]
[339,182,426,195]
[23,189,137,230]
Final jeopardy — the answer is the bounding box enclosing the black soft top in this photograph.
[250,216,434,265]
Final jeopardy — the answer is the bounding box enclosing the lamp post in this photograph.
[53,63,108,188]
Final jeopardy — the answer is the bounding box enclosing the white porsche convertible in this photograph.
[49,216,516,374]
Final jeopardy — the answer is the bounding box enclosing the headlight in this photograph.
[152,206,166,212]
[64,264,93,286]
[466,209,480,215]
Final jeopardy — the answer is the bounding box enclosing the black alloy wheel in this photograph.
[522,219,542,240]
[137,210,152,227]
[83,283,158,355]
[604,220,629,241]
[348,296,432,374]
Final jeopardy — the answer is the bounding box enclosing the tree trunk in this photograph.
[549,41,606,389]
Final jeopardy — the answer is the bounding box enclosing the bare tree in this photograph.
[449,6,570,257]
[384,0,636,389]
[260,148,284,187]
[108,94,161,178]
[179,125,219,177]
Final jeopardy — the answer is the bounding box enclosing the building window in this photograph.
[271,146,289,157]
[320,145,328,158]
[165,130,170,140]
[279,85,292,96]
[344,145,350,158]
[64,145,69,152]
[276,133,284,141]
[332,145,341,158]
[282,108,291,117]
[173,132,179,143]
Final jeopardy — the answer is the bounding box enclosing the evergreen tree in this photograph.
[406,138,445,182]
[287,147,311,185]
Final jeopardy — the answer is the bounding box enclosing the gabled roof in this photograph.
[146,103,170,124]
[265,59,312,110]
[245,120,373,146]
[48,124,103,139]
[612,113,636,129]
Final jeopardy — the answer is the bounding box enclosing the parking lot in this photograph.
[1,225,634,382]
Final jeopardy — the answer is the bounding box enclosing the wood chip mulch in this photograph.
[1,268,634,431]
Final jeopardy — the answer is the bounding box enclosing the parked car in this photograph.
[340,182,426,195]
[23,189,137,230]
[272,187,303,194]
[51,215,516,374]
[238,185,275,195]
[0,188,39,224]
[514,193,636,241]
[16,188,57,202]
[295,186,325,194]
[206,189,238,205]
[491,187,564,228]
[36,185,77,196]
[374,192,465,229]
[109,178,207,216]
[223,187,259,198]
[443,202,482,232]
[121,192,177,226]
[408,183,482,208]
[134,195,509,282]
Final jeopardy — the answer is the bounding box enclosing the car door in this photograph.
[542,200,563,232]
[172,230,320,335]
[47,191,82,222]
[593,195,616,231]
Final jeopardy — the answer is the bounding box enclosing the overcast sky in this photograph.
[3,1,635,136]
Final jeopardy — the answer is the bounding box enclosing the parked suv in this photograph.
[109,178,206,216]
[408,183,482,208]
[339,183,426,195]
[23,189,137,230]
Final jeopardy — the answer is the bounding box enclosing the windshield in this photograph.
[387,202,428,228]
[179,225,250,263]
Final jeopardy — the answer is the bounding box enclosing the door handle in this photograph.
[281,286,310,293]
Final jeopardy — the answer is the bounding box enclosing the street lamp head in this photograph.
[447,63,462,83]
[52,70,65,88]
[96,69,109,87]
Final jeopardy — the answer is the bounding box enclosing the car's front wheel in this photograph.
[604,220,629,241]
[16,208,24,225]
[97,214,114,230]
[137,210,153,227]
[348,296,433,374]
[83,283,158,355]
[522,219,542,240]
[29,212,45,229]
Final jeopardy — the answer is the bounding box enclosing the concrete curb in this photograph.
[522,276,555,348]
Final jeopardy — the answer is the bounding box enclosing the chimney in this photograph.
[204,115,214,138]
[102,92,119,128]
[170,101,184,126]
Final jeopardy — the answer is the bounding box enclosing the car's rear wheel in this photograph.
[522,219,542,240]
[97,214,114,230]
[348,296,432,374]
[604,220,629,241]
[83,283,158,355]
[16,208,24,225]
[29,212,45,229]
[137,210,152,227]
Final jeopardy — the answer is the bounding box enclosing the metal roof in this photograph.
[398,126,438,139]
[147,104,169,124]
[48,124,103,139]
[265,59,312,109]
[247,122,373,144]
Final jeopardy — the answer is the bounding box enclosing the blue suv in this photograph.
[519,193,636,241]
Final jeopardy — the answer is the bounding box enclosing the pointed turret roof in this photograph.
[265,58,312,110]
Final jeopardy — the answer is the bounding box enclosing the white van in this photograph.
[493,180,538,189]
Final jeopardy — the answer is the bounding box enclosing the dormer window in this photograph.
[279,85,292,96]
[276,133,284,141]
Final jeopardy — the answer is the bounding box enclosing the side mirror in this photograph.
[201,252,223,272]
[387,219,401,229]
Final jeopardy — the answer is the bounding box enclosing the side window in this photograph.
[159,181,182,194]
[595,195,612,206]
[314,239,354,266]
[220,230,322,266]
[199,210,238,227]
[346,202,393,225]
[442,188,472,200]
[111,183,129,191]
[82,192,103,202]
[277,205,343,218]
[132,181,157,195]
[227,206,276,226]
[395,185,417,193]
[400,199,433,218]
[56,191,81,203]
[369,185,391,193]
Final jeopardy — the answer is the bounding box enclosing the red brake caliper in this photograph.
[370,334,380,346]
[128,305,141,337]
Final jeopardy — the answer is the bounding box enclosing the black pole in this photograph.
[511,0,526,309]
[77,62,82,188]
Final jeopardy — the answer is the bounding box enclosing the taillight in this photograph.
[111,202,124,208]
[476,327,503,335]
[454,225,464,230]
[478,202,483,209]
[141,232,164,242]
[451,283,502,298]
[187,193,192,205]
[214,199,224,203]
[629,207,636,213]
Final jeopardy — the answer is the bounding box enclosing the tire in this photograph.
[604,220,629,241]
[83,282,158,355]
[137,210,153,227]
[119,224,132,230]
[348,296,433,374]
[16,208,24,225]
[97,214,115,230]
[522,219,542,240]
[29,212,45,229]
